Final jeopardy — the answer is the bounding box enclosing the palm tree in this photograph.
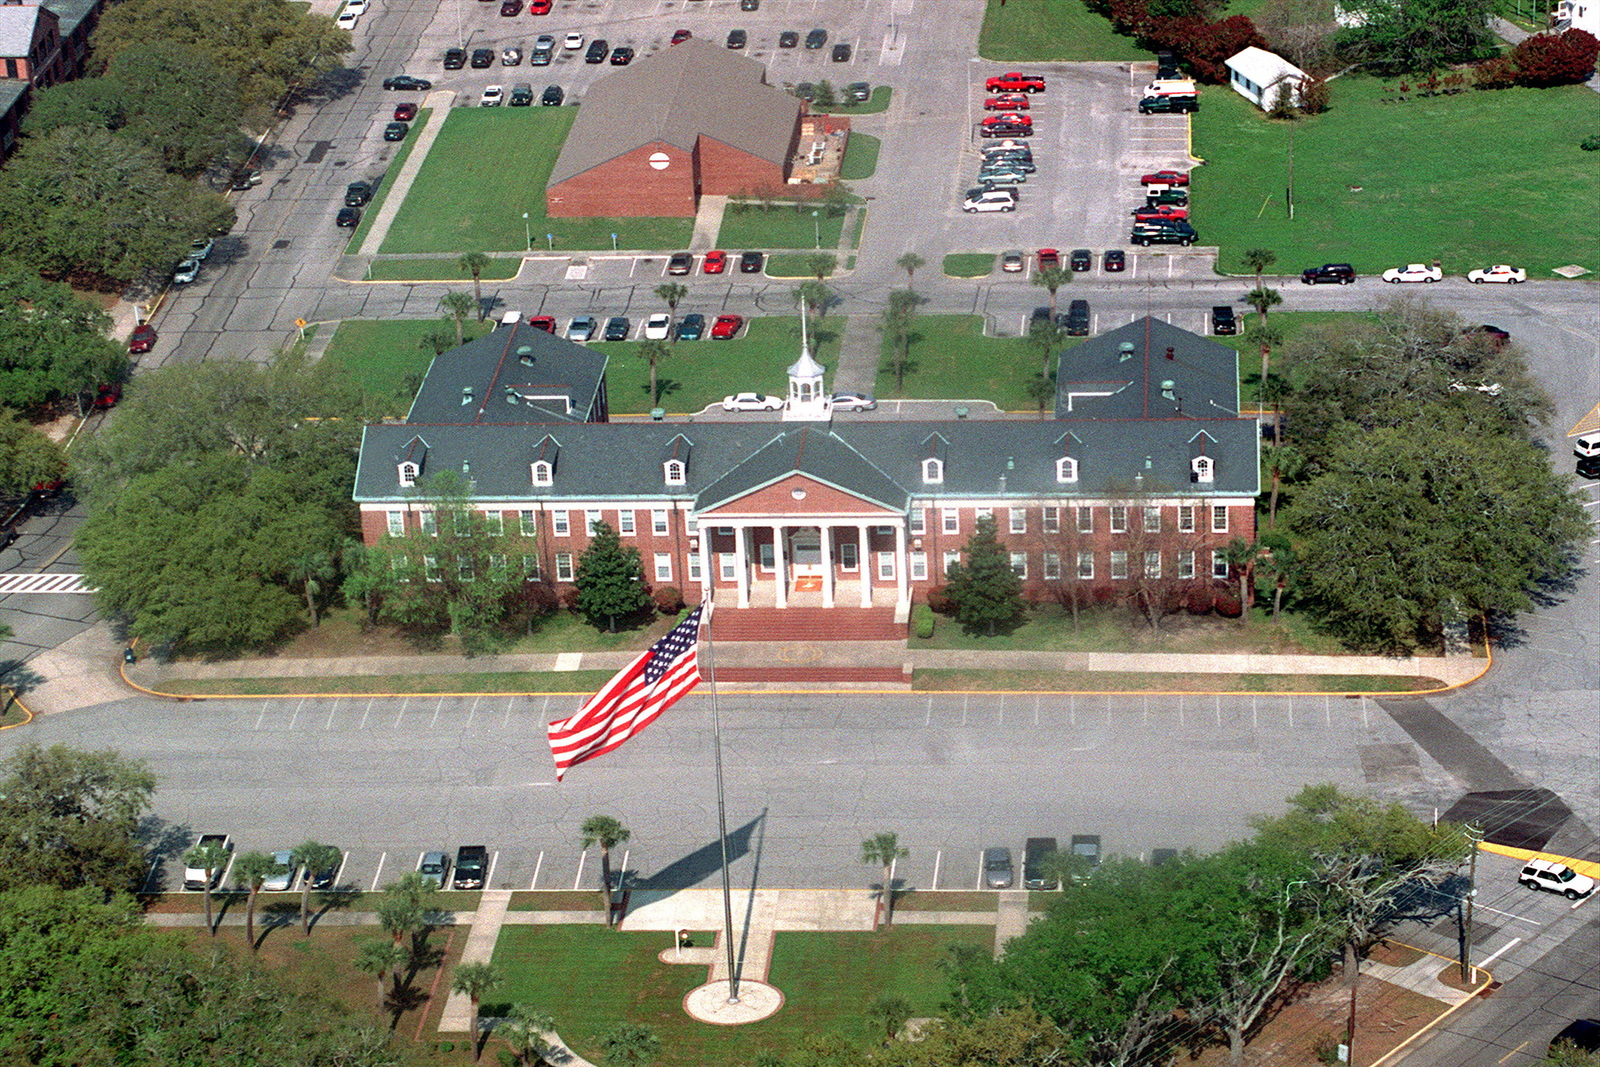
[794,279,832,321]
[1028,314,1064,378]
[377,871,437,951]
[291,840,342,934]
[1242,248,1276,292]
[233,850,286,951]
[1243,320,1285,411]
[806,252,836,280]
[866,994,914,1041]
[439,291,475,346]
[653,282,687,324]
[1032,265,1072,314]
[419,325,456,357]
[450,961,501,1061]
[860,831,909,925]
[459,251,491,320]
[355,938,408,1009]
[1258,532,1300,625]
[286,552,334,625]
[1244,285,1281,326]
[1223,537,1262,625]
[1263,442,1305,529]
[882,289,921,392]
[580,815,631,926]
[896,251,926,290]
[639,339,669,407]
[597,1022,660,1067]
[500,1004,557,1066]
[183,841,231,937]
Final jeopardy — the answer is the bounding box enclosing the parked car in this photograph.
[585,39,609,62]
[1001,250,1025,273]
[182,834,232,889]
[1132,202,1189,221]
[831,42,851,61]
[509,83,533,105]
[982,112,1032,127]
[963,189,1016,212]
[1062,298,1090,336]
[1520,859,1595,899]
[129,324,158,353]
[722,392,783,411]
[982,847,1014,889]
[1574,432,1600,458]
[263,851,298,892]
[189,237,215,260]
[778,30,799,48]
[643,313,673,340]
[383,121,409,141]
[383,75,433,90]
[1137,94,1196,114]
[667,252,693,275]
[1211,305,1237,335]
[471,47,495,68]
[671,29,692,43]
[1131,219,1196,246]
[609,46,635,64]
[528,315,556,333]
[1069,835,1102,880]
[335,7,358,29]
[805,28,827,48]
[981,123,1032,138]
[677,313,705,340]
[985,94,1030,111]
[1023,837,1059,890]
[394,101,418,120]
[563,31,584,48]
[831,392,876,411]
[1578,455,1600,479]
[703,250,727,274]
[978,165,1028,185]
[710,314,745,339]
[172,258,200,284]
[480,85,504,106]
[986,72,1046,93]
[1468,264,1526,283]
[1301,262,1355,284]
[1036,248,1060,270]
[1145,187,1189,206]
[1550,1021,1600,1056]
[336,205,362,227]
[739,251,764,273]
[567,315,597,341]
[499,0,521,14]
[443,48,466,69]
[541,85,564,106]
[741,0,759,8]
[93,382,122,409]
[417,851,449,889]
[502,46,522,65]
[726,29,747,48]
[603,316,631,341]
[453,845,488,890]
[529,0,551,12]
[1103,249,1126,272]
[1381,262,1442,283]
[1140,169,1190,186]
[344,181,372,206]
[846,81,870,102]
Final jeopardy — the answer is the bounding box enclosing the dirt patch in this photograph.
[891,891,997,913]
[1368,940,1425,967]
[1435,964,1483,993]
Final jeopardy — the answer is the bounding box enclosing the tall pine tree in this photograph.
[945,514,1025,636]
[574,520,650,632]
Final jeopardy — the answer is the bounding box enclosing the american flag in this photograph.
[547,605,704,781]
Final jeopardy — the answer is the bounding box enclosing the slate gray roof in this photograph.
[547,38,800,188]
[0,6,42,55]
[1055,317,1240,420]
[404,320,608,425]
[42,0,96,36]
[695,428,909,512]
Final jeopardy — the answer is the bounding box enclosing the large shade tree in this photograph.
[0,264,129,411]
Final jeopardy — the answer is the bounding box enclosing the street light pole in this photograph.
[812,210,819,250]
[523,212,530,252]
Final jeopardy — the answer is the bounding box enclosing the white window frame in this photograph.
[942,550,961,579]
[555,553,574,582]
[386,511,404,537]
[1212,505,1229,533]
[719,552,737,580]
[877,552,895,581]
[585,509,602,535]
[1192,455,1214,483]
[942,508,959,534]
[520,509,537,536]
[1178,505,1196,533]
[1078,552,1095,580]
[531,460,553,486]
[922,457,943,484]
[1010,551,1027,579]
[423,555,441,583]
[1212,550,1230,580]
[1144,550,1161,579]
[618,510,636,535]
[1076,506,1093,534]
[686,515,698,535]
[910,508,925,535]
[458,556,475,582]
[483,511,503,536]
[654,552,673,582]
[976,507,993,523]
[398,462,418,488]
[1178,550,1195,579]
[1110,506,1128,533]
[552,510,570,537]
[1043,507,1060,534]
[688,553,703,581]
[523,554,541,579]
[910,551,928,581]
[1043,552,1061,580]
[1009,507,1026,534]
[664,459,686,485]
[1055,456,1077,483]
[419,511,437,537]
[1110,550,1129,579]
[840,541,859,571]
[758,541,775,571]
[652,509,669,535]
[1144,506,1161,533]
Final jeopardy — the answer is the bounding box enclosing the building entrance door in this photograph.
[788,529,822,580]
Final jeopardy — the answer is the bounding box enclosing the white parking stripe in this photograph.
[485,850,500,890]
[0,572,97,593]
[573,850,587,891]
[931,849,941,890]
[370,852,386,892]
[531,849,543,890]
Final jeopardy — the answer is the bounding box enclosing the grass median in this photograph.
[716,205,850,250]
[913,669,1446,692]
[875,313,1075,411]
[978,0,1149,61]
[364,256,525,282]
[942,252,994,277]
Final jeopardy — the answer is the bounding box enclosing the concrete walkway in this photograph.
[356,90,456,257]
[439,889,511,1031]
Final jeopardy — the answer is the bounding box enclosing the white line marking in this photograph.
[393,696,407,728]
[254,702,268,731]
[359,697,372,730]
[531,849,544,890]
[430,699,442,729]
[574,850,587,891]
[1481,937,1522,965]
[325,698,339,730]
[289,696,306,730]
[370,852,386,892]
[485,850,500,890]
[997,694,1003,727]
[333,850,349,887]
[504,696,514,729]
[1476,904,1541,925]
[932,849,941,890]
[466,695,480,728]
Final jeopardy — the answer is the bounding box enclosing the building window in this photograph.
[531,460,552,486]
[1144,506,1161,533]
[942,550,961,578]
[454,511,470,536]
[398,462,418,487]
[1178,505,1196,533]
[523,555,541,579]
[1212,505,1229,533]
[555,553,574,582]
[840,542,858,571]
[976,507,992,523]
[878,552,895,581]
[942,509,959,534]
[1043,507,1060,533]
[1010,552,1027,579]
[489,554,508,576]
[910,508,925,535]
[419,512,437,537]
[458,557,475,582]
[1178,550,1195,579]
[386,511,404,537]
[1110,551,1129,579]
[759,542,775,571]
[1144,551,1161,579]
[1192,455,1214,483]
[585,509,602,535]
[552,511,570,536]
[618,510,635,535]
[520,509,537,536]
[1110,506,1127,533]
[686,515,698,535]
[1009,507,1026,534]
[664,460,686,485]
[1043,552,1061,580]
[922,457,943,484]
[717,526,733,536]
[654,552,673,582]
[1055,456,1078,483]
[1212,550,1229,580]
[423,555,441,583]
[720,553,737,580]
[1076,507,1093,533]
[653,510,669,535]
[688,553,703,582]
[1077,552,1095,580]
[910,552,928,581]
[483,511,503,536]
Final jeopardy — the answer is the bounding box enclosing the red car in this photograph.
[982,112,1031,127]
[710,314,744,339]
[1140,169,1190,186]
[394,102,417,121]
[983,94,1029,111]
[528,0,551,12]
[985,72,1046,93]
[93,382,122,409]
[528,315,557,333]
[1037,248,1060,269]
[671,28,692,43]
[703,250,727,274]
[129,324,157,354]
[1132,203,1189,221]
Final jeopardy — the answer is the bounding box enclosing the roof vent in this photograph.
[1006,455,1014,470]
[461,386,473,405]
[1118,342,1135,362]
[517,345,535,366]
[1165,346,1175,360]
[504,386,519,404]
[1161,379,1176,401]
[1144,455,1153,469]
[462,461,471,476]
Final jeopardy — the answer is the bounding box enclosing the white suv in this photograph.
[963,189,1016,213]
[1519,859,1596,900]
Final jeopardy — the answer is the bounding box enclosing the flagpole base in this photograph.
[683,980,783,1025]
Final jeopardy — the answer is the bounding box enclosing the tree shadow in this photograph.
[309,885,363,931]
[643,376,683,401]
[135,817,195,895]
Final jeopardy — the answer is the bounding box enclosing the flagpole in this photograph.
[703,602,740,1004]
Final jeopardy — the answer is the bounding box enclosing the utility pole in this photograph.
[1460,824,1481,983]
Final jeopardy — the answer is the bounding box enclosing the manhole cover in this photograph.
[272,239,291,250]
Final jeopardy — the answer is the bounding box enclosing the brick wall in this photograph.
[696,133,792,197]
[546,140,697,218]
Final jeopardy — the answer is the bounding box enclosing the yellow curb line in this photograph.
[1478,840,1600,881]
[1369,941,1492,1067]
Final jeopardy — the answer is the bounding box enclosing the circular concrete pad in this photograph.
[683,980,783,1024]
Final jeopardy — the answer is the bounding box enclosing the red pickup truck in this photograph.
[985,72,1046,93]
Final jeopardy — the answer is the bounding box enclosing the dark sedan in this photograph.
[382,121,409,141]
[677,313,705,340]
[541,84,564,106]
[336,206,362,227]
[778,30,798,48]
[470,48,495,68]
[831,42,851,61]
[609,46,634,64]
[726,29,747,48]
[382,75,433,90]
[603,316,630,341]
[585,39,609,62]
[739,251,764,273]
[805,28,827,48]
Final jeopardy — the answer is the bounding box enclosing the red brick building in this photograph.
[545,38,801,219]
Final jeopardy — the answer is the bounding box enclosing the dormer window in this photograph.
[531,460,553,486]
[1055,456,1078,484]
[664,459,686,486]
[398,462,419,488]
[922,457,943,485]
[1191,455,1214,484]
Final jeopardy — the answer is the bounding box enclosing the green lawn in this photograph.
[838,132,880,180]
[978,0,1150,61]
[597,314,844,415]
[766,253,837,277]
[1195,77,1600,277]
[489,925,988,1067]
[812,85,894,115]
[876,314,1074,411]
[716,204,849,250]
[365,257,524,282]
[321,318,496,413]
[942,253,995,277]
[382,108,692,253]
[918,601,1350,655]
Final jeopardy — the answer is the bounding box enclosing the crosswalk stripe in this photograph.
[0,573,97,594]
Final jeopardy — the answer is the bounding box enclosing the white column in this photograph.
[857,523,872,608]
[698,530,712,603]
[772,523,787,609]
[821,524,834,608]
[895,521,908,607]
[735,524,750,608]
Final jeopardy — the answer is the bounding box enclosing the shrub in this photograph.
[1213,582,1242,617]
[1184,581,1217,615]
[1473,57,1517,89]
[913,603,936,639]
[1512,29,1600,87]
[926,585,955,615]
[652,585,684,614]
[1298,76,1330,114]
[1583,134,1600,151]
[523,581,561,617]
[560,588,582,612]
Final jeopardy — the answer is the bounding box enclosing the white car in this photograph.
[480,85,504,107]
[1519,859,1596,899]
[262,850,298,892]
[188,237,214,261]
[1467,264,1526,284]
[963,189,1016,213]
[722,392,784,412]
[335,8,358,28]
[831,392,877,411]
[172,258,200,284]
[1381,263,1442,283]
[643,313,673,340]
[502,47,522,65]
[343,0,368,13]
[563,31,584,49]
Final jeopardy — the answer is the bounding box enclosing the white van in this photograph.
[500,310,522,327]
[1144,78,1198,97]
[1574,432,1600,457]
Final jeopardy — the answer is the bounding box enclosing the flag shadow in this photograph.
[634,811,764,891]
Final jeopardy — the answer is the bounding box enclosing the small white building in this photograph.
[1224,46,1309,110]
[1554,0,1599,35]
